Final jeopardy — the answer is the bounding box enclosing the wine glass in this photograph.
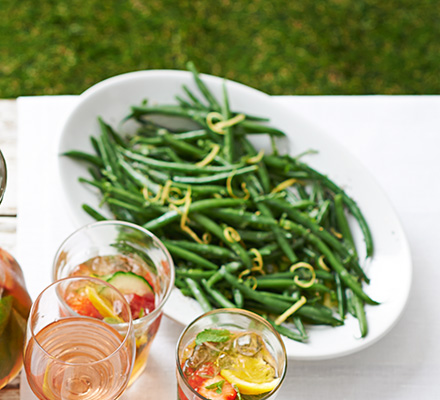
[24,276,135,400]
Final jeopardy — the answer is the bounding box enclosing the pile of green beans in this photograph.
[65,62,377,341]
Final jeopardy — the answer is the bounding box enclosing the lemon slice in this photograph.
[220,355,280,395]
[85,286,122,322]
[220,369,280,395]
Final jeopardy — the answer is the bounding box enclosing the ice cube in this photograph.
[233,332,263,357]
[188,344,211,369]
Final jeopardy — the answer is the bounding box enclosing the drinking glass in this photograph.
[24,276,135,400]
[53,220,175,384]
[176,308,287,400]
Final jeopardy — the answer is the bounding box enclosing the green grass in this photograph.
[0,0,439,97]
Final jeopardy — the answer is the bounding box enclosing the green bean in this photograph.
[233,288,244,308]
[185,277,212,312]
[335,273,346,319]
[267,319,306,342]
[205,262,242,287]
[297,305,343,326]
[174,129,209,141]
[144,198,248,231]
[293,316,307,339]
[255,279,331,293]
[235,229,276,242]
[256,270,334,282]
[163,240,219,270]
[187,61,221,112]
[175,269,214,280]
[206,208,278,229]
[166,240,236,260]
[63,150,103,167]
[182,85,209,110]
[106,198,158,218]
[201,279,236,309]
[122,148,244,174]
[352,292,368,337]
[334,193,357,257]
[221,81,234,163]
[162,132,204,159]
[119,158,161,195]
[79,178,145,206]
[82,204,107,221]
[172,165,258,185]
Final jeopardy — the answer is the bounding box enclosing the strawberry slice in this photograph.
[198,375,237,400]
[124,293,155,319]
[65,292,101,319]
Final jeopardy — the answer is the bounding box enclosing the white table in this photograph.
[1,95,439,399]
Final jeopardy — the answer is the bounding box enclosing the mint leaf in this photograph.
[205,379,225,394]
[232,384,242,400]
[195,329,231,346]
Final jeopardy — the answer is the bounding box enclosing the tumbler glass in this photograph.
[176,308,287,400]
[53,220,175,384]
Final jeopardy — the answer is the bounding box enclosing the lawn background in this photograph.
[1,0,439,97]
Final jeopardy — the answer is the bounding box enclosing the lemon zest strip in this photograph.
[196,144,220,167]
[290,262,316,288]
[330,227,343,239]
[160,180,173,205]
[274,296,307,325]
[206,112,245,134]
[179,188,203,244]
[202,232,212,244]
[246,149,265,164]
[226,171,250,200]
[271,178,297,194]
[142,186,162,203]
[249,248,264,270]
[246,276,258,291]
[318,255,331,272]
[224,227,241,243]
[238,269,251,280]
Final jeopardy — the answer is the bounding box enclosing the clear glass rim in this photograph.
[28,276,134,367]
[0,149,7,204]
[176,308,288,400]
[52,220,176,325]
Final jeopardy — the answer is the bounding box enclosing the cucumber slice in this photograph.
[106,271,154,297]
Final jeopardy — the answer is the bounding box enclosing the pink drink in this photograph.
[25,318,132,400]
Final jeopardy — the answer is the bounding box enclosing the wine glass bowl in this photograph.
[24,276,135,400]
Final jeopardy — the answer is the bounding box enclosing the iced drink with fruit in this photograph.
[177,309,287,400]
[53,221,174,384]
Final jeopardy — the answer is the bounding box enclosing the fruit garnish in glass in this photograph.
[0,248,33,389]
[53,220,174,384]
[24,276,135,400]
[177,309,287,400]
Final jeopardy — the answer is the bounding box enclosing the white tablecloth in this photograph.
[17,95,440,399]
